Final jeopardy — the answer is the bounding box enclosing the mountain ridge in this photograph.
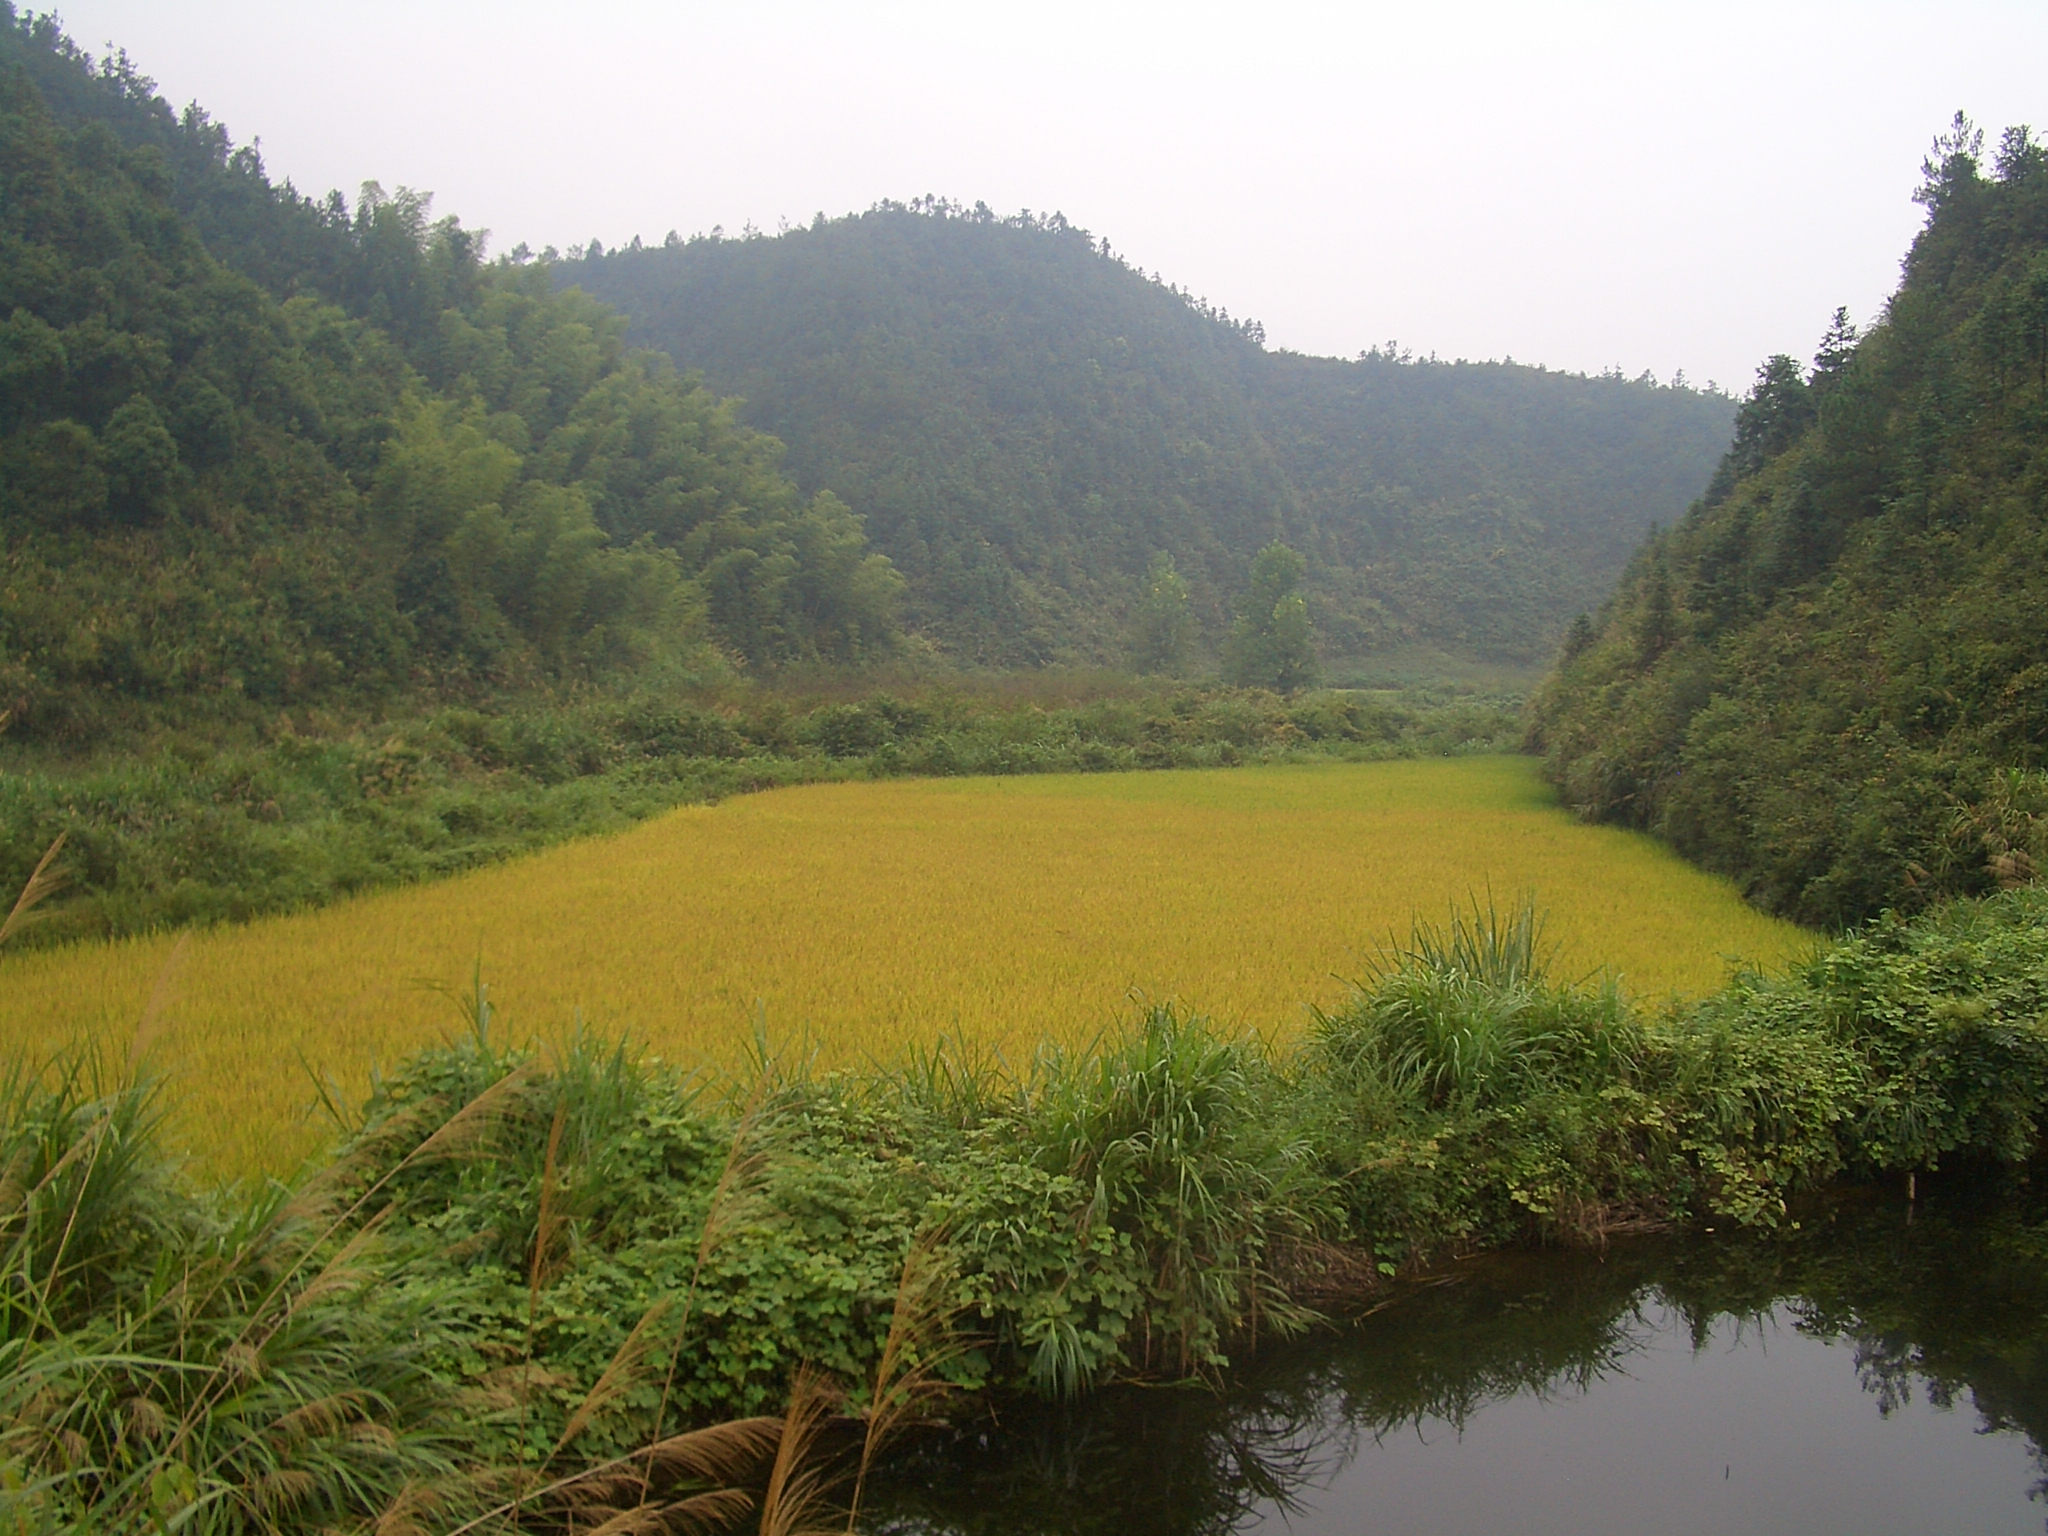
[564,203,1736,667]
[1528,116,2048,926]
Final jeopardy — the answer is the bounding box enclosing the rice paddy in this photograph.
[1,757,1807,1177]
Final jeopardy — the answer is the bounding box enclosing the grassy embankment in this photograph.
[1,757,1803,1178]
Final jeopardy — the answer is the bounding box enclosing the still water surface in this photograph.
[869,1179,2048,1535]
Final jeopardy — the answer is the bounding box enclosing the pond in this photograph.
[867,1174,2048,1534]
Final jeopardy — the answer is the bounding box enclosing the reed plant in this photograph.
[1319,896,1643,1110]
[1013,1007,1328,1389]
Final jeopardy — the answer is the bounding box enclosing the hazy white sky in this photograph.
[42,1,2048,391]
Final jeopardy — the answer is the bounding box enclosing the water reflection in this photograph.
[869,1175,2048,1535]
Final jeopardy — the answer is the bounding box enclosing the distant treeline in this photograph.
[563,199,1735,668]
[1530,116,2048,927]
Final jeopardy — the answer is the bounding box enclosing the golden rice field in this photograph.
[2,757,1808,1178]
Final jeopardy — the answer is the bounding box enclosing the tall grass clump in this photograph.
[1327,896,1640,1108]
[0,981,805,1532]
[1299,897,1664,1256]
[1001,1007,1328,1392]
[0,1058,473,1533]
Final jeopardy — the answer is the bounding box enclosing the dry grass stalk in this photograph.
[148,1061,539,1496]
[634,1417,784,1489]
[267,1390,367,1449]
[846,1234,968,1531]
[0,833,66,948]
[757,1365,845,1536]
[401,1063,538,1171]
[636,1075,774,1507]
[532,1101,570,1297]
[287,1206,393,1319]
[372,1478,444,1535]
[0,1142,35,1224]
[34,1114,110,1312]
[514,1099,571,1522]
[579,1486,757,1535]
[551,1297,674,1460]
[580,1506,682,1536]
[443,1416,781,1536]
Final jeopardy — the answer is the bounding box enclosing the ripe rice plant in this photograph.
[0,758,1806,1178]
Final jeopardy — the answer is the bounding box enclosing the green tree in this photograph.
[1129,551,1196,673]
[1559,612,1597,663]
[1811,306,1859,387]
[1633,553,1676,666]
[565,200,1733,668]
[1222,542,1316,691]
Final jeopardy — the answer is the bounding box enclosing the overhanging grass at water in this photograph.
[0,757,1804,1177]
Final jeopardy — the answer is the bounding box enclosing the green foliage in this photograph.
[1004,1008,1326,1390]
[0,7,903,753]
[0,1063,471,1534]
[1128,552,1196,675]
[867,1178,2048,1534]
[565,202,1733,669]
[1305,886,2048,1245]
[1220,543,1317,692]
[7,887,2048,1529]
[1530,116,2048,925]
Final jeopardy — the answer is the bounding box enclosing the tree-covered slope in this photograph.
[0,8,900,747]
[564,204,1735,667]
[1529,118,2048,927]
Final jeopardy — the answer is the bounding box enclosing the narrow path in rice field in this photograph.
[1,756,1808,1177]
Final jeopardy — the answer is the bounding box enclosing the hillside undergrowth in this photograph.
[1529,118,2048,925]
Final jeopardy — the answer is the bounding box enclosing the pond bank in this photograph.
[869,1173,2048,1535]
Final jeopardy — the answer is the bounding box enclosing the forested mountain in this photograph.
[564,205,1735,667]
[0,8,900,745]
[1529,117,2048,927]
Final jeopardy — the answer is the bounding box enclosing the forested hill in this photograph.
[0,8,900,746]
[563,207,1735,667]
[1529,117,2048,927]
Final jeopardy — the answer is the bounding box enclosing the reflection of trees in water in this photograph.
[1772,1184,2048,1512]
[871,1257,1668,1535]
[868,1175,2048,1536]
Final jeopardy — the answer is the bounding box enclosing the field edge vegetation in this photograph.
[0,681,1520,952]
